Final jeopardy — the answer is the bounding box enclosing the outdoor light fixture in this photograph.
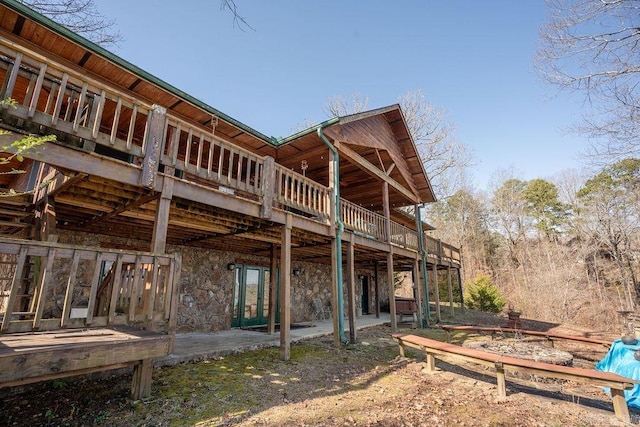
[227,262,236,271]
[292,268,301,276]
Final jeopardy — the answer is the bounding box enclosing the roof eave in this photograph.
[2,0,276,145]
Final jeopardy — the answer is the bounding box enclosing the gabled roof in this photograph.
[276,105,436,209]
[1,0,436,208]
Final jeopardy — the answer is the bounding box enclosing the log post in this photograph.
[382,182,397,331]
[413,258,423,327]
[141,105,166,189]
[280,214,292,360]
[447,264,454,317]
[151,177,173,254]
[131,358,153,399]
[267,243,278,335]
[433,264,441,322]
[261,156,275,219]
[346,239,356,343]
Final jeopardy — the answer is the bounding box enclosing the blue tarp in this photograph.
[595,339,640,409]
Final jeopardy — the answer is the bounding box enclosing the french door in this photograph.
[231,265,276,327]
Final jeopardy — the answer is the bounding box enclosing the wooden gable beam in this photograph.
[334,141,419,204]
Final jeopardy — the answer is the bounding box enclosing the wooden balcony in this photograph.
[0,32,460,267]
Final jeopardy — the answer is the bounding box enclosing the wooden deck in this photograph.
[0,327,169,398]
[0,238,182,398]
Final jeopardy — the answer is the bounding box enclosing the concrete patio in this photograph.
[157,313,392,367]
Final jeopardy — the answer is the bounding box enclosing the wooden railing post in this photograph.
[141,105,167,189]
[261,156,275,219]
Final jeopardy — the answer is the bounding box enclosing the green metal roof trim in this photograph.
[2,0,277,145]
[277,117,340,145]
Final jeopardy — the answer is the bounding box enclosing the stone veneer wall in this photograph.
[56,230,390,333]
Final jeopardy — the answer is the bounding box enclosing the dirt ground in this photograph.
[1,309,639,426]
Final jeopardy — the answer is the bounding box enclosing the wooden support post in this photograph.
[413,258,423,327]
[447,264,454,317]
[382,181,397,331]
[131,358,153,400]
[280,214,292,361]
[374,260,380,318]
[495,362,507,398]
[331,235,340,346]
[611,388,631,423]
[37,195,56,242]
[425,352,436,372]
[261,156,275,219]
[432,264,441,322]
[151,178,173,254]
[268,244,278,335]
[457,267,465,311]
[167,253,182,354]
[398,342,406,357]
[388,251,397,331]
[141,105,166,189]
[346,239,356,343]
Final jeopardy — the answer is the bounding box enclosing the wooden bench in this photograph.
[440,325,611,348]
[395,297,417,322]
[392,333,636,423]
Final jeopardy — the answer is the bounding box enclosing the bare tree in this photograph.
[399,90,472,199]
[324,92,370,117]
[537,0,640,160]
[18,0,122,46]
[219,0,254,31]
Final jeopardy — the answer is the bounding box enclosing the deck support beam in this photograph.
[280,214,292,360]
[382,181,397,331]
[151,177,173,254]
[131,358,153,400]
[346,239,356,343]
[433,264,441,322]
[267,243,278,335]
[447,264,454,317]
[413,257,423,327]
[374,260,380,318]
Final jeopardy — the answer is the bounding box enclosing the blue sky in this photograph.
[97,0,587,191]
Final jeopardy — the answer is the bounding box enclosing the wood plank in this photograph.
[60,249,80,327]
[1,52,22,100]
[27,62,46,118]
[128,255,142,322]
[107,254,124,324]
[0,246,26,332]
[334,141,419,203]
[32,247,56,330]
[0,329,169,385]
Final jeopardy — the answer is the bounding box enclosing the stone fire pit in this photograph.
[464,340,574,366]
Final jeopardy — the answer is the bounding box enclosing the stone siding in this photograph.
[55,230,390,333]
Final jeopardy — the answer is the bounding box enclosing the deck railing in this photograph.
[0,39,153,160]
[0,238,181,334]
[274,165,331,220]
[341,199,386,240]
[161,114,265,196]
[390,221,419,251]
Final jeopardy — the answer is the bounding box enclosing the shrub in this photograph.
[464,273,505,313]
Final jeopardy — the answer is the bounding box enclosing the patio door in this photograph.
[231,265,274,327]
